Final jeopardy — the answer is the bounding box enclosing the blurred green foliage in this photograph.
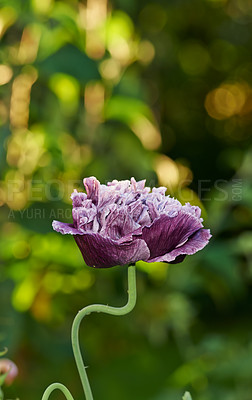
[0,0,252,399]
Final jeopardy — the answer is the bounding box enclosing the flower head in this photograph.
[0,359,18,385]
[53,177,211,268]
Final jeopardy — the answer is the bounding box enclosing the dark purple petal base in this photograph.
[74,234,150,268]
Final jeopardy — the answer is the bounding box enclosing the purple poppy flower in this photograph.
[52,177,211,268]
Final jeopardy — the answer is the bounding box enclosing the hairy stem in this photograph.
[41,264,137,400]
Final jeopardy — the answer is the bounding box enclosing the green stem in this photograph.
[42,383,74,400]
[42,264,137,400]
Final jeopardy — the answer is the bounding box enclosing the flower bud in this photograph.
[0,359,18,385]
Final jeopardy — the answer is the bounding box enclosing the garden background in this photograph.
[0,0,252,399]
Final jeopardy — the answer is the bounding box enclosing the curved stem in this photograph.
[72,264,137,400]
[42,383,74,400]
[41,264,137,400]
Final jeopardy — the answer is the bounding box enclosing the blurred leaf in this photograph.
[0,371,8,386]
[37,44,100,83]
[0,348,7,357]
[105,95,154,124]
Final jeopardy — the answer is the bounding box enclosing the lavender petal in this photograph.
[52,220,81,235]
[83,176,100,205]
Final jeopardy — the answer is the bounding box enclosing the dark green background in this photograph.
[0,0,252,399]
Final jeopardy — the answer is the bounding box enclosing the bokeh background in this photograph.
[0,0,252,399]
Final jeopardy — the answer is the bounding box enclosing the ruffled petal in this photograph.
[52,220,81,235]
[83,176,100,205]
[71,189,87,207]
[74,233,150,268]
[54,177,211,267]
[147,228,212,263]
[100,207,140,240]
[182,202,202,220]
[139,211,203,260]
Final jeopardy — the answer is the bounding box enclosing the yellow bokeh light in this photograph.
[205,82,247,120]
[7,129,45,175]
[10,68,38,128]
[154,155,180,189]
[154,154,192,192]
[12,276,39,312]
[2,170,29,210]
[31,289,51,322]
[236,0,252,14]
[240,91,252,116]
[0,65,13,85]
[12,240,31,259]
[107,11,134,42]
[99,58,121,81]
[85,81,105,118]
[49,73,80,110]
[59,134,92,171]
[86,0,107,30]
[18,24,41,64]
[226,0,252,19]
[86,32,106,60]
[43,271,64,294]
[77,3,86,30]
[72,269,95,290]
[7,179,27,209]
[85,0,107,59]
[106,11,135,65]
[177,163,193,188]
[31,0,53,14]
[0,7,17,38]
[108,37,131,64]
[131,116,162,150]
[138,40,155,65]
